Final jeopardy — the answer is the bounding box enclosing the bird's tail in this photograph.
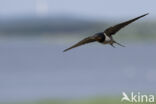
[114,41,125,47]
[110,40,125,48]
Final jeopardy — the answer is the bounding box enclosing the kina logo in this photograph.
[121,92,155,103]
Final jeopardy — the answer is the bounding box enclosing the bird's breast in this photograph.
[102,33,112,44]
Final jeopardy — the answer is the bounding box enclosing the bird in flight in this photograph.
[63,13,149,52]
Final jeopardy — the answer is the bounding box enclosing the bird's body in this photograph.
[94,32,112,44]
[63,13,149,52]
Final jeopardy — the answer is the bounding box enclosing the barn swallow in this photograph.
[63,13,149,52]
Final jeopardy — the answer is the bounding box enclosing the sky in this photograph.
[0,0,155,19]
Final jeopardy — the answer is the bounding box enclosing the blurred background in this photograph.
[0,0,156,104]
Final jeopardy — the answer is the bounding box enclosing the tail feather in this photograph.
[114,41,125,47]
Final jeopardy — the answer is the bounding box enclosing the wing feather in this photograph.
[63,36,96,52]
[104,13,149,36]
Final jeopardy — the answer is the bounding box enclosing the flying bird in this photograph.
[63,13,149,52]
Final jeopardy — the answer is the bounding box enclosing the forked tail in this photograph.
[110,40,125,48]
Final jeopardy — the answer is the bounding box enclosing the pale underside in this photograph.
[102,33,113,44]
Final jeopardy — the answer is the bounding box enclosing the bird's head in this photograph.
[94,32,105,42]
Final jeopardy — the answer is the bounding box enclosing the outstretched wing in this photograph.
[104,13,149,36]
[63,36,96,52]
